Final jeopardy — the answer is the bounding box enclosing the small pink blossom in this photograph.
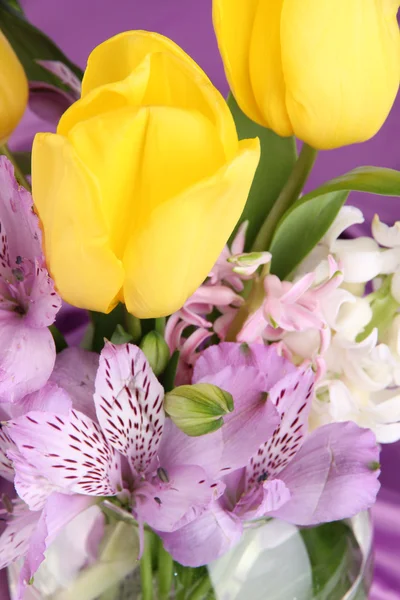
[238,257,343,363]
[166,223,270,383]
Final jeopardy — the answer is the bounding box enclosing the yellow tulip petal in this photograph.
[281,0,400,149]
[76,30,237,158]
[67,105,227,259]
[213,0,265,126]
[121,137,260,318]
[81,30,203,95]
[32,133,124,312]
[248,0,293,136]
[0,31,28,143]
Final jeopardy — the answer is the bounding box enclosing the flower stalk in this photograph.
[157,538,174,600]
[252,143,318,253]
[140,531,154,600]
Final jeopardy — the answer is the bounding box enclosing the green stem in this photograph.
[252,143,318,253]
[176,567,194,600]
[140,532,154,600]
[157,538,174,600]
[155,317,166,336]
[187,574,213,600]
[0,143,31,191]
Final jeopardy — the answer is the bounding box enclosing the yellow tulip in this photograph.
[213,0,400,150]
[0,30,28,144]
[32,31,260,318]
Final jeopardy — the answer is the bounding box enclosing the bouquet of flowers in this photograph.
[0,1,399,599]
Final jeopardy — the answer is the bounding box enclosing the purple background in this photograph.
[4,1,400,597]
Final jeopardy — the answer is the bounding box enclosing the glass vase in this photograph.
[8,512,373,600]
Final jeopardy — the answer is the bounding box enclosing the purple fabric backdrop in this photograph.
[2,1,399,597]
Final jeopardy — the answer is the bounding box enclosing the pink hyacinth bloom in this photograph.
[0,157,61,403]
[160,342,380,566]
[166,222,268,382]
[208,221,248,292]
[238,258,343,357]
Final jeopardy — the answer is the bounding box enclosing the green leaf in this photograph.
[300,521,363,600]
[301,166,400,197]
[270,190,348,279]
[0,3,82,87]
[0,0,23,14]
[270,165,400,279]
[227,93,297,250]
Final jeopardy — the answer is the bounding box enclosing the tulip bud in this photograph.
[164,383,234,436]
[213,0,400,149]
[140,331,170,376]
[0,31,28,144]
[32,31,260,318]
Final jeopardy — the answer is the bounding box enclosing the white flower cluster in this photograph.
[296,207,400,443]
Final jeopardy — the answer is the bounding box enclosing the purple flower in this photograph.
[4,341,380,573]
[6,345,216,542]
[0,386,97,599]
[5,341,279,570]
[0,157,61,403]
[159,342,380,566]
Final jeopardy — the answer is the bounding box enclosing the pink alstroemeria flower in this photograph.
[160,343,380,567]
[0,383,98,600]
[0,157,61,403]
[7,340,282,572]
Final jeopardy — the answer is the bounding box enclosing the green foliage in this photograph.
[227,94,297,250]
[300,521,363,599]
[270,166,400,279]
[90,304,126,353]
[270,190,348,278]
[0,0,82,87]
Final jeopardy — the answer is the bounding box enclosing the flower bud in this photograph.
[0,31,28,143]
[228,251,271,276]
[140,331,170,376]
[164,383,234,436]
[213,0,400,149]
[110,324,133,345]
[32,31,260,318]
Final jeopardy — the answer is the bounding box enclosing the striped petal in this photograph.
[94,342,165,474]
[8,409,121,496]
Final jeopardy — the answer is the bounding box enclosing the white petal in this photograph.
[332,238,383,283]
[323,292,372,340]
[322,206,364,248]
[372,214,400,248]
